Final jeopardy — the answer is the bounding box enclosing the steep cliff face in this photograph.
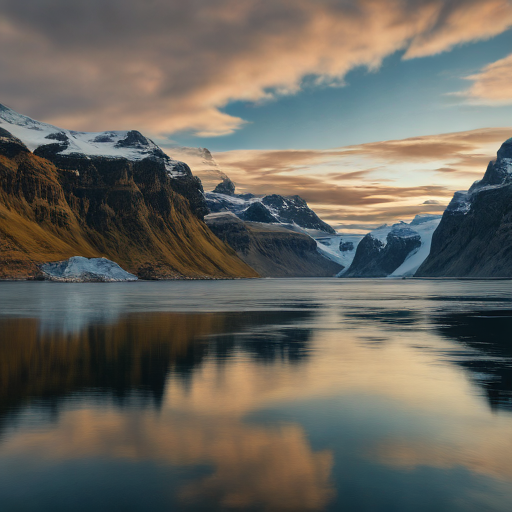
[0,129,258,279]
[416,138,512,277]
[343,225,422,278]
[205,213,342,277]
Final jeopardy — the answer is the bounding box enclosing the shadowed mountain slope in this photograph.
[205,213,342,277]
[416,138,512,277]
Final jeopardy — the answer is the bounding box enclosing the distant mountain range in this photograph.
[206,176,336,234]
[203,177,342,277]
[1,103,510,280]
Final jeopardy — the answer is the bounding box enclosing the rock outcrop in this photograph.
[416,138,512,277]
[205,213,342,277]
[343,225,421,277]
[212,177,236,196]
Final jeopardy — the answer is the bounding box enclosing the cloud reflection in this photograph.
[0,409,334,511]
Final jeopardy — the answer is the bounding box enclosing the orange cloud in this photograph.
[188,127,509,228]
[1,0,512,136]
[1,410,335,510]
[462,53,512,105]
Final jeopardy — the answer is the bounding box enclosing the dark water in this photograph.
[0,279,512,511]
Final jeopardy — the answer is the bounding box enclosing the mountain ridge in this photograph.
[0,109,258,280]
[416,137,512,278]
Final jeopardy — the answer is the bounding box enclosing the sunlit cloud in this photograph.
[180,127,510,230]
[1,0,512,136]
[0,409,334,511]
[460,53,512,105]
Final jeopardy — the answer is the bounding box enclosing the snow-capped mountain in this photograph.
[417,137,512,277]
[206,177,336,234]
[0,103,210,219]
[342,214,442,278]
[0,103,186,177]
[0,109,257,280]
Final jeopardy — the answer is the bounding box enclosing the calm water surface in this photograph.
[0,279,511,511]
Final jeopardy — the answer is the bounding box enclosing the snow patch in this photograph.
[389,217,441,277]
[0,104,185,177]
[313,234,365,273]
[447,191,471,215]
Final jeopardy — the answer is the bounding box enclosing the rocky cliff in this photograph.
[339,215,441,278]
[343,224,422,278]
[205,213,342,277]
[416,138,512,277]
[0,127,258,279]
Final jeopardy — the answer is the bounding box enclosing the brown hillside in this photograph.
[0,134,258,279]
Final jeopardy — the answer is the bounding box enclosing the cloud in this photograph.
[2,409,335,510]
[461,53,512,105]
[1,0,512,136]
[313,203,447,228]
[341,128,512,163]
[185,127,510,228]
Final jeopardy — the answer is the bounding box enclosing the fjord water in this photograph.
[0,280,511,512]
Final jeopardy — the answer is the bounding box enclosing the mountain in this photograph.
[165,153,341,276]
[205,212,342,277]
[342,215,441,278]
[0,106,258,280]
[313,233,365,273]
[416,138,512,277]
[206,182,336,234]
[0,104,208,218]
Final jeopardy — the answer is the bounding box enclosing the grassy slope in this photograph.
[0,152,258,279]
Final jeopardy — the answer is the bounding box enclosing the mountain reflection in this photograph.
[2,281,512,511]
[341,304,512,412]
[433,310,512,411]
[0,310,314,420]
[0,308,338,511]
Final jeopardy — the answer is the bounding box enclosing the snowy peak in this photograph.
[342,214,442,278]
[463,137,512,198]
[446,191,471,215]
[388,225,421,240]
[206,186,336,234]
[0,103,186,177]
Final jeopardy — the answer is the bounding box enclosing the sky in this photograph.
[1,0,512,231]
